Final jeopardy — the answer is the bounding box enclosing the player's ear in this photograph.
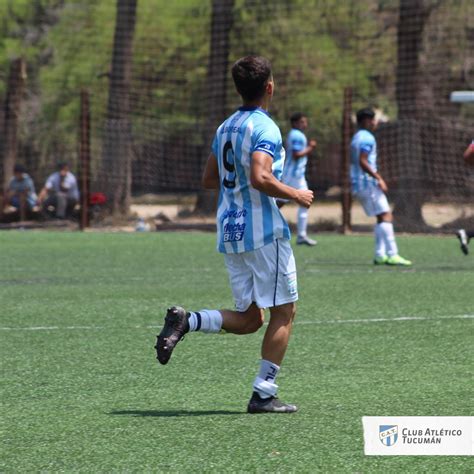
[266,79,274,97]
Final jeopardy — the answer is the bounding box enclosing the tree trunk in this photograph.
[396,0,431,120]
[194,0,235,215]
[0,58,27,194]
[101,0,137,216]
[393,0,434,230]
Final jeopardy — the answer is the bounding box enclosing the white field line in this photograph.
[0,314,472,331]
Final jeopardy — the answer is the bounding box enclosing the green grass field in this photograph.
[1,231,472,472]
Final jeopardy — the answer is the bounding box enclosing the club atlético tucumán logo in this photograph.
[379,425,398,446]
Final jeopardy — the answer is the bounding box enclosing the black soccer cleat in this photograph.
[247,391,298,414]
[155,306,189,365]
[456,229,469,255]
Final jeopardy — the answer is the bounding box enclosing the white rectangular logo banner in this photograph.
[363,416,473,455]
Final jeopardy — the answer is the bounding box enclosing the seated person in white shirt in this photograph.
[38,162,80,219]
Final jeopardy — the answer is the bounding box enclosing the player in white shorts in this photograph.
[155,56,313,413]
[351,108,411,266]
[278,112,317,246]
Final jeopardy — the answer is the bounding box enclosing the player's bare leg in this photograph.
[221,303,265,334]
[261,302,295,365]
[155,303,264,365]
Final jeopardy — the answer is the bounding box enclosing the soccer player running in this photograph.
[456,140,474,255]
[278,113,317,246]
[350,108,411,266]
[155,56,313,413]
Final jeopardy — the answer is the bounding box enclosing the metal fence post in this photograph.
[79,89,91,230]
[341,87,353,234]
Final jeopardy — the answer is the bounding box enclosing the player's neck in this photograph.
[241,100,268,111]
[241,93,271,111]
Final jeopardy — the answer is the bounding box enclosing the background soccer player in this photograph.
[278,112,318,246]
[350,108,411,266]
[155,56,313,413]
[456,140,474,255]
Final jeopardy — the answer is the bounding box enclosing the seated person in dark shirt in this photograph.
[6,164,38,214]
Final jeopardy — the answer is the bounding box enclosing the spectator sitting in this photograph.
[6,164,38,217]
[38,162,80,219]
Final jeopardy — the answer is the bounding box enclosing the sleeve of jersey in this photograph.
[359,138,374,154]
[252,128,278,159]
[290,136,305,152]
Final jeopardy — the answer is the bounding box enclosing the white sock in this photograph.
[374,223,386,258]
[188,310,223,333]
[380,222,399,257]
[253,359,280,399]
[297,207,308,238]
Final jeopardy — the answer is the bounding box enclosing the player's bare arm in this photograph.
[38,187,48,203]
[292,139,317,160]
[201,153,220,189]
[251,151,313,207]
[463,143,474,166]
[359,151,388,192]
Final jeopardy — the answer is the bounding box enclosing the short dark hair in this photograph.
[290,112,305,125]
[13,164,26,174]
[57,162,69,171]
[231,56,272,102]
[356,108,375,125]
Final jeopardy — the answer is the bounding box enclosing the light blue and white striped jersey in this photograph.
[211,106,291,254]
[350,129,378,193]
[282,128,308,181]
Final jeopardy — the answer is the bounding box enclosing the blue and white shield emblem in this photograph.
[379,425,398,446]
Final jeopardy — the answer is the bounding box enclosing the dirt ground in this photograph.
[129,201,474,231]
[5,200,470,232]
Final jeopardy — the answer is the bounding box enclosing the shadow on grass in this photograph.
[109,409,243,417]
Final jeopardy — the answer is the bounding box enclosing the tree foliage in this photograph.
[0,0,471,199]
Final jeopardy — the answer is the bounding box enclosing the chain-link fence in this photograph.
[1,0,472,229]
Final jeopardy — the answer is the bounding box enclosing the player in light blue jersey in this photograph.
[155,56,313,413]
[211,104,291,253]
[351,108,411,266]
[278,113,317,246]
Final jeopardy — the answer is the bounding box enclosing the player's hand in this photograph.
[295,189,314,208]
[377,177,388,193]
[309,139,317,149]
